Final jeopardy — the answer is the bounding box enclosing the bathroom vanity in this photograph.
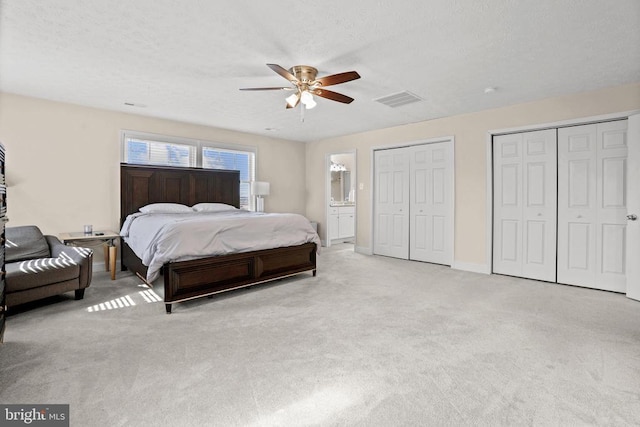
[329,204,355,240]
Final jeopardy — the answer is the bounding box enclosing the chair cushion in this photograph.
[6,226,51,263]
[5,258,80,292]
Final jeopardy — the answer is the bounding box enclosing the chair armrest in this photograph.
[45,235,68,257]
[45,235,93,287]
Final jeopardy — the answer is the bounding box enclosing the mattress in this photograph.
[120,210,321,282]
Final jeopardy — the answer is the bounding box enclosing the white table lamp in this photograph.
[251,181,270,212]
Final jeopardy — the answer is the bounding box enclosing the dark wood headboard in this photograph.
[120,164,240,225]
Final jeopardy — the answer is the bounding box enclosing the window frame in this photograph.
[120,130,258,210]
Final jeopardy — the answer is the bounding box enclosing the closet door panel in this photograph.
[430,146,452,264]
[567,223,591,270]
[374,150,409,259]
[625,113,640,301]
[596,121,628,292]
[568,159,591,207]
[410,143,452,265]
[493,130,556,281]
[432,215,445,252]
[558,125,598,286]
[500,164,520,209]
[414,215,427,250]
[392,215,405,246]
[493,134,524,276]
[521,130,557,282]
[500,219,519,262]
[558,121,627,291]
[525,220,546,264]
[601,224,625,274]
[412,162,429,252]
[410,146,430,261]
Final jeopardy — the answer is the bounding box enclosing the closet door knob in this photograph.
[627,214,638,221]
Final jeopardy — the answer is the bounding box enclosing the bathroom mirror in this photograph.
[331,170,351,202]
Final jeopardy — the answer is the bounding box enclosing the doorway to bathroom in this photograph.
[325,150,356,248]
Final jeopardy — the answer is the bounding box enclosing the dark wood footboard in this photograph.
[121,241,317,313]
[162,242,316,313]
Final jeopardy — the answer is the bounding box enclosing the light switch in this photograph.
[359,183,364,190]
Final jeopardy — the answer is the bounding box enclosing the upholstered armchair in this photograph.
[5,225,93,308]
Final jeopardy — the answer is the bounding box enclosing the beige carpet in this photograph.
[1,243,639,426]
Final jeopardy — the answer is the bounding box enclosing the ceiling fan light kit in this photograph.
[285,92,300,108]
[240,63,360,113]
[300,90,317,109]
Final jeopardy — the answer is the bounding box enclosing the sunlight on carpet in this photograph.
[86,295,136,312]
[248,387,356,427]
[85,286,162,312]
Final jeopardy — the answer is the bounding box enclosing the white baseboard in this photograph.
[355,245,373,255]
[451,261,491,275]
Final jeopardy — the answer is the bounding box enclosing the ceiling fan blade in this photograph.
[313,71,360,87]
[311,88,354,104]
[267,64,299,83]
[239,87,293,91]
[285,92,301,109]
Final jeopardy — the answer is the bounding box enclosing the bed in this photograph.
[120,164,319,313]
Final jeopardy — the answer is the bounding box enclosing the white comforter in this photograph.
[120,210,321,282]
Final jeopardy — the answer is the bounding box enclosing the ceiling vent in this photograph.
[374,91,423,108]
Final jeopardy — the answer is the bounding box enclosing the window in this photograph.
[202,147,254,209]
[122,131,256,210]
[124,138,195,167]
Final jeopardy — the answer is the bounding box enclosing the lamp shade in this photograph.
[251,181,270,196]
[300,91,317,109]
[285,93,299,108]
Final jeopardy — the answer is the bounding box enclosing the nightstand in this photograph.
[59,231,119,280]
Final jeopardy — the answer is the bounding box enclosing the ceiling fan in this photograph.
[240,64,360,110]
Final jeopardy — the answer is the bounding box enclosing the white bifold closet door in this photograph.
[626,114,640,301]
[493,129,557,282]
[374,142,453,264]
[557,121,628,292]
[409,144,453,264]
[374,149,410,259]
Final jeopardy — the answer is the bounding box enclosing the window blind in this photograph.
[122,131,256,210]
[202,147,255,209]
[124,138,196,167]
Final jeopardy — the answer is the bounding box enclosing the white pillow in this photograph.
[192,203,238,212]
[139,203,192,213]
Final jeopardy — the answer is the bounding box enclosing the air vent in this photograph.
[374,91,424,108]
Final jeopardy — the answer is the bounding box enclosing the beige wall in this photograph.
[0,93,307,237]
[2,83,639,269]
[305,83,640,268]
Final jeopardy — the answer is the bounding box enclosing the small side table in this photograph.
[59,231,120,280]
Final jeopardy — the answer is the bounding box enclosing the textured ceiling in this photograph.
[1,0,639,143]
